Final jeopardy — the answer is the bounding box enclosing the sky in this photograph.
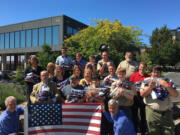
[0,0,180,45]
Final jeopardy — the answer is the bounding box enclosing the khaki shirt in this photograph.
[140,77,173,111]
[110,80,135,106]
[117,60,138,79]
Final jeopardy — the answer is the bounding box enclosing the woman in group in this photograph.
[24,55,43,103]
[79,68,93,87]
[110,67,136,119]
[65,65,83,85]
[52,65,66,90]
[52,65,64,83]
[71,65,83,80]
[47,62,55,80]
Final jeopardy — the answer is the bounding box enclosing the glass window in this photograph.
[20,30,25,48]
[26,30,31,47]
[52,26,60,45]
[15,32,20,48]
[0,56,1,70]
[73,28,78,35]
[67,26,72,35]
[32,29,38,47]
[0,34,5,49]
[20,55,25,63]
[5,33,9,49]
[39,28,45,46]
[10,32,14,48]
[10,55,15,70]
[6,56,10,70]
[45,27,52,45]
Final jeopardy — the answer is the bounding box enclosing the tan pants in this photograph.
[146,106,174,135]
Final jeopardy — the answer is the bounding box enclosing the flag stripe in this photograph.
[62,122,101,127]
[63,118,101,124]
[62,115,101,120]
[62,103,101,106]
[62,105,101,109]
[28,125,100,132]
[59,125,100,131]
[63,111,101,116]
[29,128,100,135]
[33,133,95,135]
[62,108,101,113]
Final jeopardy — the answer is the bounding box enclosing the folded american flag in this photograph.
[143,78,176,100]
[57,79,69,88]
[24,103,102,135]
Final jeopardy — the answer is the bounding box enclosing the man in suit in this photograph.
[30,70,60,104]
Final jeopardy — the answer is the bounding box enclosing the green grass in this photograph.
[0,83,26,110]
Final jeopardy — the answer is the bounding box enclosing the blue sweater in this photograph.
[0,106,24,135]
[104,110,136,135]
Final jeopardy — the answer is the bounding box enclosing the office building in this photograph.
[0,15,87,70]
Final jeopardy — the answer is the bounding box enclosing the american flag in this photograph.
[24,103,102,135]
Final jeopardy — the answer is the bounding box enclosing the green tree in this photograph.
[136,50,152,74]
[64,19,143,66]
[148,25,180,66]
[37,44,60,69]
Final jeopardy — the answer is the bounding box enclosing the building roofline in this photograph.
[0,14,88,28]
[62,15,88,27]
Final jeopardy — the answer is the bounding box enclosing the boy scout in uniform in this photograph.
[140,66,178,135]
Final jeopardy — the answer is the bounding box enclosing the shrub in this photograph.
[37,44,60,69]
[9,66,25,85]
[0,84,26,110]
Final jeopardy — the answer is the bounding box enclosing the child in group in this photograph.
[110,67,136,119]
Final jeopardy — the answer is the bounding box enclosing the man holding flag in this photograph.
[24,102,102,135]
[0,96,24,135]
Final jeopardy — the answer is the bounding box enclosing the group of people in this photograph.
[0,46,179,135]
